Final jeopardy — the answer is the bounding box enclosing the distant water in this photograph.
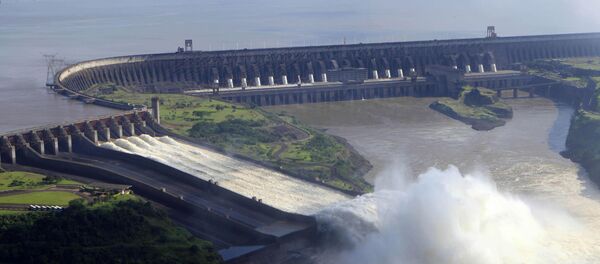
[0,0,537,134]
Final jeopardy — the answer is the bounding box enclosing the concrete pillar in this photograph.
[90,130,98,144]
[478,64,485,73]
[372,70,379,80]
[282,75,288,85]
[151,97,160,124]
[59,135,72,153]
[116,125,123,138]
[32,140,45,155]
[268,76,275,86]
[7,146,16,164]
[227,78,234,88]
[529,87,535,98]
[241,78,248,89]
[385,69,391,79]
[255,77,261,87]
[296,75,302,84]
[398,69,404,79]
[103,128,111,141]
[490,64,498,72]
[48,138,58,155]
[213,79,220,86]
[465,65,472,73]
[513,88,518,98]
[321,73,328,83]
[308,74,315,83]
[129,123,136,136]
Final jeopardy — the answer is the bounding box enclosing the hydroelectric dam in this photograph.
[51,31,600,108]
[3,31,600,263]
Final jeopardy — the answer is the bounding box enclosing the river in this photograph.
[268,97,600,263]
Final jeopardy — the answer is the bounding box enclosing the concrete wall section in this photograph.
[55,32,600,96]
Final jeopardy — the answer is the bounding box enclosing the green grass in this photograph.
[94,90,265,135]
[0,210,28,215]
[0,171,46,191]
[435,99,501,121]
[560,57,600,71]
[0,171,82,192]
[0,191,80,206]
[57,178,81,185]
[526,58,600,89]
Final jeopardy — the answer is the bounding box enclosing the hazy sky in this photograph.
[1,0,600,60]
[2,0,600,47]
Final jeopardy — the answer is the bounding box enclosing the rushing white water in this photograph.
[316,165,597,264]
[100,135,351,215]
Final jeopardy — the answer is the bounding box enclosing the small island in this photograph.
[430,86,513,131]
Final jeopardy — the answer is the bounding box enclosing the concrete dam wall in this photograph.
[55,32,600,94]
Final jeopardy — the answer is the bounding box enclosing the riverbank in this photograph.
[564,110,600,185]
[533,57,600,187]
[430,86,513,131]
[85,88,373,193]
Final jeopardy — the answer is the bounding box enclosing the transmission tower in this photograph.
[44,54,64,87]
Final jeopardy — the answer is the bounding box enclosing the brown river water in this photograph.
[268,97,600,263]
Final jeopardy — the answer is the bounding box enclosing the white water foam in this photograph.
[100,135,351,215]
[317,166,592,264]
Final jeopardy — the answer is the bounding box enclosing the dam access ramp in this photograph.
[0,110,350,263]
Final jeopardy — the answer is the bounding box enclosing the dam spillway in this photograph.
[0,111,342,262]
[100,134,351,215]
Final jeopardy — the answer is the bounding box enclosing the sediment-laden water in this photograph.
[268,97,600,263]
[100,135,350,215]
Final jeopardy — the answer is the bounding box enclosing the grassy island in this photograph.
[430,86,513,131]
[84,86,373,193]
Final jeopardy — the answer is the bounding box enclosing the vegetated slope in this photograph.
[87,88,372,193]
[565,109,600,185]
[538,58,600,186]
[0,199,222,264]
